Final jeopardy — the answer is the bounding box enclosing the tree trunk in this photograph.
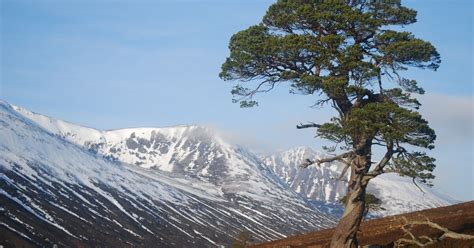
[329,146,371,248]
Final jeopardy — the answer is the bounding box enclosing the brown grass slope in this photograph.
[252,201,474,248]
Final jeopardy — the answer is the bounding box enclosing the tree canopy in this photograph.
[219,0,439,186]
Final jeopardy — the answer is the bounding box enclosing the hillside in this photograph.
[252,201,474,248]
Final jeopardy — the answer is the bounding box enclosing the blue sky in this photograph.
[1,0,472,201]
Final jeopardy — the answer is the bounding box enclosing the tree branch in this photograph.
[296,122,322,129]
[300,151,354,168]
[331,161,351,182]
[411,177,425,194]
[363,141,394,183]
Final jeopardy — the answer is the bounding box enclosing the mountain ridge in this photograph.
[0,101,335,247]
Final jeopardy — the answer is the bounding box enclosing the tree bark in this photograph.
[329,144,371,248]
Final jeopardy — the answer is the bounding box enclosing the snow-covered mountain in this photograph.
[0,101,335,247]
[12,105,275,186]
[262,147,347,203]
[263,147,456,217]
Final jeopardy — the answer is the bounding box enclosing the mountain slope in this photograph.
[263,147,455,217]
[11,104,314,204]
[13,105,282,187]
[0,102,335,247]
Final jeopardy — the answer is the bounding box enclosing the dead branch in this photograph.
[296,122,322,129]
[300,151,354,168]
[394,217,474,247]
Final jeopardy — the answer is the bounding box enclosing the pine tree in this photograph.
[219,1,440,247]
